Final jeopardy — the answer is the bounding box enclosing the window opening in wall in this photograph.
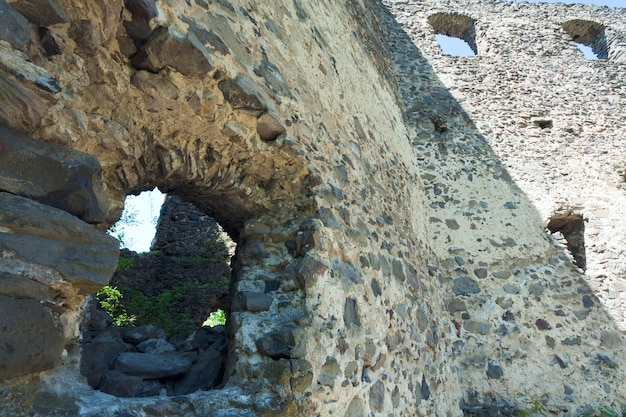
[428,13,478,56]
[576,44,598,60]
[562,19,607,60]
[547,214,586,271]
[82,194,236,398]
[434,34,476,57]
[107,188,165,252]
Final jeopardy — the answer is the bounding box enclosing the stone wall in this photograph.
[0,0,625,416]
[387,0,626,331]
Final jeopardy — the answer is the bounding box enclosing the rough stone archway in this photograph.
[2,0,626,416]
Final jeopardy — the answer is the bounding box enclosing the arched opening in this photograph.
[81,192,237,397]
[428,13,478,56]
[548,213,586,271]
[562,19,608,60]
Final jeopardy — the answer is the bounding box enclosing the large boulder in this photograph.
[81,327,129,387]
[173,348,224,395]
[0,295,64,380]
[113,352,192,379]
[8,0,69,27]
[0,0,30,48]
[0,192,119,294]
[0,125,112,224]
[0,70,47,133]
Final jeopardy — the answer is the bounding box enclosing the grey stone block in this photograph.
[0,296,64,380]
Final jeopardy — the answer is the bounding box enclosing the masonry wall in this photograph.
[387,0,626,332]
[0,0,625,416]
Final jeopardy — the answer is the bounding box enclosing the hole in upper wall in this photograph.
[434,34,476,57]
[547,213,586,271]
[562,19,607,60]
[428,13,478,56]
[533,119,553,130]
[107,188,166,252]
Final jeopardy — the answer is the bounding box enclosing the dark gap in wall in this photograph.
[533,119,553,129]
[548,214,586,271]
[80,194,236,398]
[428,13,478,56]
[562,19,607,60]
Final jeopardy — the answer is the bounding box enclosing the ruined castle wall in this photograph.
[0,0,625,416]
[386,0,626,330]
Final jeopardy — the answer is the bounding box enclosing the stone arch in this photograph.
[76,77,318,395]
[427,13,478,56]
[562,19,608,60]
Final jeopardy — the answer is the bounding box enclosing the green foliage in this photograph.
[581,406,626,417]
[203,309,226,327]
[517,400,543,417]
[126,291,195,336]
[116,256,134,271]
[97,281,228,337]
[96,286,131,326]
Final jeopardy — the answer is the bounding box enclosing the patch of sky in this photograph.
[108,188,165,253]
[435,34,476,56]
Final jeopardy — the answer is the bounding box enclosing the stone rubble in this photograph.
[81,308,227,398]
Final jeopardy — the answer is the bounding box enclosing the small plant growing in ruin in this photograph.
[96,286,132,326]
[516,400,543,417]
[126,291,194,336]
[116,256,134,271]
[96,281,228,337]
[202,309,226,327]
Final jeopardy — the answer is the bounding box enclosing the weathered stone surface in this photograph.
[0,0,29,48]
[0,193,119,291]
[0,271,54,299]
[114,352,192,379]
[121,325,167,345]
[173,349,224,395]
[0,70,47,132]
[600,331,624,349]
[65,0,123,54]
[452,277,481,296]
[9,0,69,27]
[0,0,625,415]
[0,43,61,92]
[81,327,128,387]
[0,126,111,223]
[136,338,176,354]
[124,0,158,21]
[218,79,266,116]
[486,360,504,379]
[288,256,329,290]
[256,329,295,360]
[343,298,361,328]
[318,357,340,387]
[97,370,144,398]
[232,291,273,312]
[369,380,385,412]
[290,359,313,393]
[132,26,213,77]
[256,113,286,142]
[31,391,80,416]
[0,295,64,380]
